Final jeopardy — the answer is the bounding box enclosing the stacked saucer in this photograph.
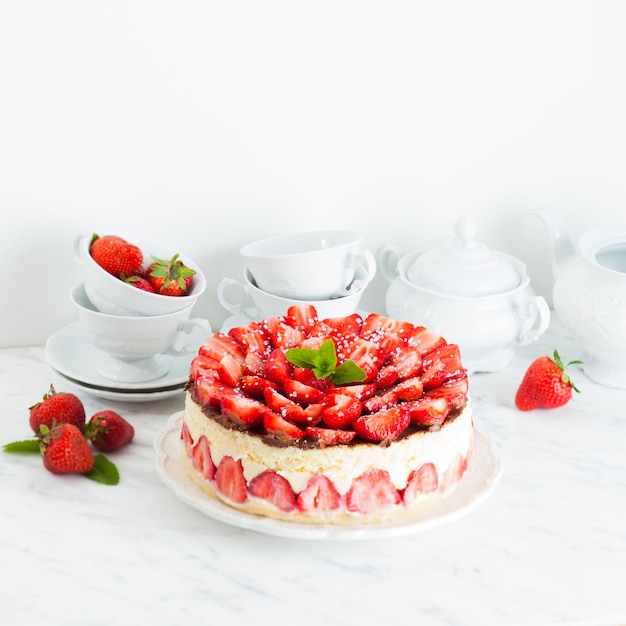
[45,235,212,401]
[45,321,206,402]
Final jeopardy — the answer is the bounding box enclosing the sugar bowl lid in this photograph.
[406,215,521,296]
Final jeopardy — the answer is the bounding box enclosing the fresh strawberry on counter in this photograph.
[515,349,582,411]
[29,384,86,434]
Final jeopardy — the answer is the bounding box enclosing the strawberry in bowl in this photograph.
[74,234,206,316]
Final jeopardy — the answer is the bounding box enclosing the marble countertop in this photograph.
[1,319,625,626]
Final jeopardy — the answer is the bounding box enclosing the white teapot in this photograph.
[537,210,626,388]
[381,215,550,373]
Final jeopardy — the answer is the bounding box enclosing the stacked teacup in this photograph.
[72,234,212,384]
[218,230,376,321]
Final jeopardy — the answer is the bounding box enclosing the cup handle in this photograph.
[73,234,89,265]
[342,250,377,294]
[217,277,252,314]
[349,250,376,282]
[515,295,551,347]
[164,317,213,357]
[379,247,401,282]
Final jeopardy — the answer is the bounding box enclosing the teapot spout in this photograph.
[534,209,576,276]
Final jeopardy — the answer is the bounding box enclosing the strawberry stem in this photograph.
[553,349,583,393]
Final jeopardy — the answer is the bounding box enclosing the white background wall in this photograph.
[2,1,626,348]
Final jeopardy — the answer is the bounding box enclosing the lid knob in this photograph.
[456,214,478,244]
[406,215,521,296]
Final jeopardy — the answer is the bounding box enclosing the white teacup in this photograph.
[70,284,212,383]
[240,230,376,300]
[74,234,207,317]
[218,267,369,320]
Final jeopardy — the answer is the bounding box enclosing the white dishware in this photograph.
[155,411,502,540]
[538,209,626,388]
[381,215,550,373]
[217,267,370,320]
[240,229,376,300]
[70,284,212,383]
[74,233,207,316]
[45,322,198,400]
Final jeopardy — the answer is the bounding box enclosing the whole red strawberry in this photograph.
[515,349,582,411]
[39,423,95,474]
[148,253,195,296]
[29,384,86,435]
[83,410,135,451]
[90,234,143,278]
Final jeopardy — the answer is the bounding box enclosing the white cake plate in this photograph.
[154,412,502,541]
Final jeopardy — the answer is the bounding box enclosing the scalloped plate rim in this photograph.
[154,411,502,541]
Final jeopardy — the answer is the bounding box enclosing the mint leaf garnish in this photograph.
[330,360,367,385]
[285,347,322,371]
[285,339,366,385]
[85,454,120,485]
[3,439,40,454]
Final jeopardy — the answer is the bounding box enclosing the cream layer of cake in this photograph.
[180,392,476,524]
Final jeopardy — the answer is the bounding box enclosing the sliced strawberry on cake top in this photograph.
[320,392,363,429]
[420,343,465,389]
[264,348,292,386]
[352,405,411,442]
[222,395,269,429]
[282,378,325,405]
[405,396,451,427]
[342,337,383,383]
[200,332,246,365]
[228,320,272,356]
[263,411,306,440]
[407,325,447,355]
[285,304,318,335]
[263,316,306,350]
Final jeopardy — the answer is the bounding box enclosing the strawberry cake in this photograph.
[180,306,475,525]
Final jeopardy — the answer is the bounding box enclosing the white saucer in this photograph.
[45,323,199,396]
[51,371,187,402]
[154,412,502,541]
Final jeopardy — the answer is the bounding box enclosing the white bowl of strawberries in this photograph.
[74,233,207,316]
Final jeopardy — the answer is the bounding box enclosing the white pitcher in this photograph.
[537,209,626,388]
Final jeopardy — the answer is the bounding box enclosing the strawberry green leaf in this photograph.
[286,339,365,385]
[553,349,583,393]
[3,439,40,454]
[85,454,120,485]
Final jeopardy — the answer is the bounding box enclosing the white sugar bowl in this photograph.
[381,215,550,373]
